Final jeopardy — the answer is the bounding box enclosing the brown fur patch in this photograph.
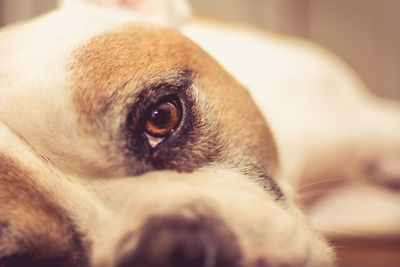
[0,154,89,266]
[69,23,278,175]
[69,24,198,123]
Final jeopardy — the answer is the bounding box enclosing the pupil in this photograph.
[151,104,172,128]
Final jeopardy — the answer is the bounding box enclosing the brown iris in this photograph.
[144,100,181,137]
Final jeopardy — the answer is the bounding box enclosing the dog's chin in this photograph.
[89,169,335,267]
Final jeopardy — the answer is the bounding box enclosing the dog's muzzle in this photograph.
[114,213,241,267]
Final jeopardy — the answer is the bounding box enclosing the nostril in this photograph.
[165,229,209,267]
[115,213,241,267]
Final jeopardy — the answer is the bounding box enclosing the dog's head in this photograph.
[0,2,334,266]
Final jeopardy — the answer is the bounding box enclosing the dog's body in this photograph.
[0,1,399,266]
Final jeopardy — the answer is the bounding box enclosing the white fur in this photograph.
[9,1,400,266]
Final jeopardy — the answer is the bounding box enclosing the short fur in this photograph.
[5,2,383,267]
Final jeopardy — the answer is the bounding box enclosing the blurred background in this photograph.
[1,0,399,100]
[189,0,400,101]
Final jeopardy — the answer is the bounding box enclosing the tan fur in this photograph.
[0,153,88,265]
[70,24,278,173]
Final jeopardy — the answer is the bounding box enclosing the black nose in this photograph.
[115,213,242,267]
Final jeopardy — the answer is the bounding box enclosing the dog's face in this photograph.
[0,3,334,267]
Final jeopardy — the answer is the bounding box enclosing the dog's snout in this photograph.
[115,214,242,267]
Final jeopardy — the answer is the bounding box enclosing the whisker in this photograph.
[295,187,343,201]
[314,226,370,237]
[296,177,344,192]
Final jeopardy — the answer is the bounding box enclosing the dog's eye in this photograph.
[145,101,180,136]
[143,97,181,147]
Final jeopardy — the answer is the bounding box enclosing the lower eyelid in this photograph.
[144,132,164,148]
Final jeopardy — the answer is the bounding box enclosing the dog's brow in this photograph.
[143,70,193,94]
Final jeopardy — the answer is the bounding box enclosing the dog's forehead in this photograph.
[70,24,203,119]
[68,23,248,118]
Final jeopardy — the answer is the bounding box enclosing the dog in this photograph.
[1,0,399,266]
